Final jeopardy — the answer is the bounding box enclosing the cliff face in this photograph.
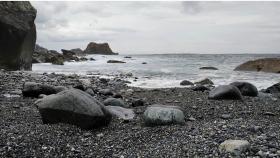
[0,1,37,70]
[84,42,118,55]
[234,58,280,73]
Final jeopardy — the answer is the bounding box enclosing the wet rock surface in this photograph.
[209,85,243,100]
[230,81,258,97]
[0,71,280,157]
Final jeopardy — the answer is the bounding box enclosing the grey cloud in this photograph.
[31,1,280,54]
[181,1,202,14]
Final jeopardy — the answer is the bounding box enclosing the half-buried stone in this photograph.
[143,105,185,126]
[209,85,242,100]
[36,89,112,129]
[23,82,57,98]
[103,98,128,108]
[230,82,258,97]
[106,106,135,121]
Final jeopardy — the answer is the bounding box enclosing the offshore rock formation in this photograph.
[234,58,280,73]
[0,1,37,70]
[84,42,118,55]
[33,44,64,65]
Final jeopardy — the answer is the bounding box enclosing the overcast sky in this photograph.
[31,1,280,54]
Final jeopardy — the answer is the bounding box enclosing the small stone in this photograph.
[221,114,232,119]
[264,112,276,116]
[188,116,196,121]
[97,133,104,137]
[13,104,20,108]
[219,140,250,155]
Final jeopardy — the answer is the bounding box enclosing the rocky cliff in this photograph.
[84,42,118,55]
[0,2,37,70]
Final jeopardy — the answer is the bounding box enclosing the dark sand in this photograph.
[0,70,280,157]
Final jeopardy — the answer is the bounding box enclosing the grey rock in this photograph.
[143,104,185,126]
[103,98,128,108]
[113,93,123,98]
[0,2,37,70]
[54,86,67,93]
[265,82,280,94]
[180,80,194,86]
[84,42,118,55]
[221,114,232,119]
[85,88,95,96]
[230,82,258,97]
[194,78,214,85]
[36,88,112,129]
[106,106,135,120]
[107,60,126,63]
[23,82,57,98]
[99,89,113,96]
[219,140,250,155]
[199,66,218,70]
[209,85,242,100]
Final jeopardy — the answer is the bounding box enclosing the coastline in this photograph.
[0,70,280,157]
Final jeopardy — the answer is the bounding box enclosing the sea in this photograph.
[33,54,280,89]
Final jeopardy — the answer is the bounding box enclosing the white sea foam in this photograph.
[33,54,280,89]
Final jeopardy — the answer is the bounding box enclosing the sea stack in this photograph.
[0,2,37,70]
[84,42,118,55]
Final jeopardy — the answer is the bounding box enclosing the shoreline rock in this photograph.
[234,58,280,73]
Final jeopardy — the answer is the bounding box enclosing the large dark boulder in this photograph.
[84,42,118,55]
[230,82,258,97]
[209,85,242,100]
[234,58,280,73]
[36,89,112,129]
[0,2,37,70]
[265,82,280,94]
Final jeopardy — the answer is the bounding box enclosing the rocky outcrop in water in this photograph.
[33,44,64,65]
[84,42,118,55]
[70,48,85,56]
[234,58,280,73]
[0,2,37,70]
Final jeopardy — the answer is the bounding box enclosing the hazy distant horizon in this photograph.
[32,1,280,54]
